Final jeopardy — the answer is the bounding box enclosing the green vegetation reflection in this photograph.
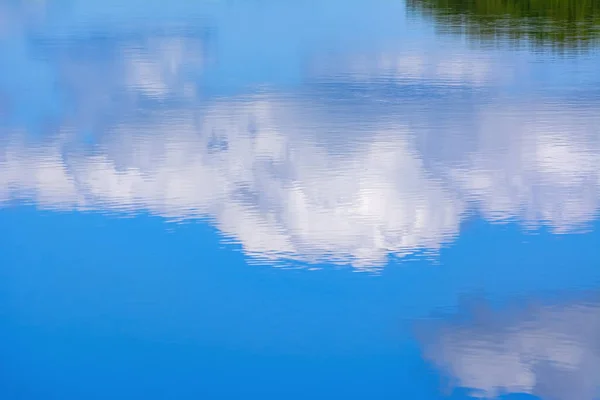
[408,0,600,51]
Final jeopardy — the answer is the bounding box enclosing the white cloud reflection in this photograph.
[1,94,599,268]
[445,106,600,232]
[310,47,504,87]
[417,295,600,399]
[1,24,599,268]
[0,98,464,267]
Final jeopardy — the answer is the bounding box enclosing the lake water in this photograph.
[1,1,600,399]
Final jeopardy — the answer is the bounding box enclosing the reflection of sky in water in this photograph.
[1,1,600,399]
[418,293,600,400]
[2,95,599,267]
[1,5,599,267]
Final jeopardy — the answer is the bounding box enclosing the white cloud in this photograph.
[1,94,599,268]
[442,104,600,231]
[0,98,463,268]
[417,295,600,399]
[309,46,509,86]
[1,28,599,268]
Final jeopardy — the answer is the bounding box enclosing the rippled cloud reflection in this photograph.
[417,294,600,399]
[2,95,599,267]
[1,8,599,268]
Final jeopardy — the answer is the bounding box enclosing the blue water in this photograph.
[1,1,600,399]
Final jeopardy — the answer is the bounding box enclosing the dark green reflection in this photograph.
[408,0,600,51]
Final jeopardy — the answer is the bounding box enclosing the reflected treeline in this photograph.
[408,0,600,51]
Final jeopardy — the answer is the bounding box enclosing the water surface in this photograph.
[1,1,600,399]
